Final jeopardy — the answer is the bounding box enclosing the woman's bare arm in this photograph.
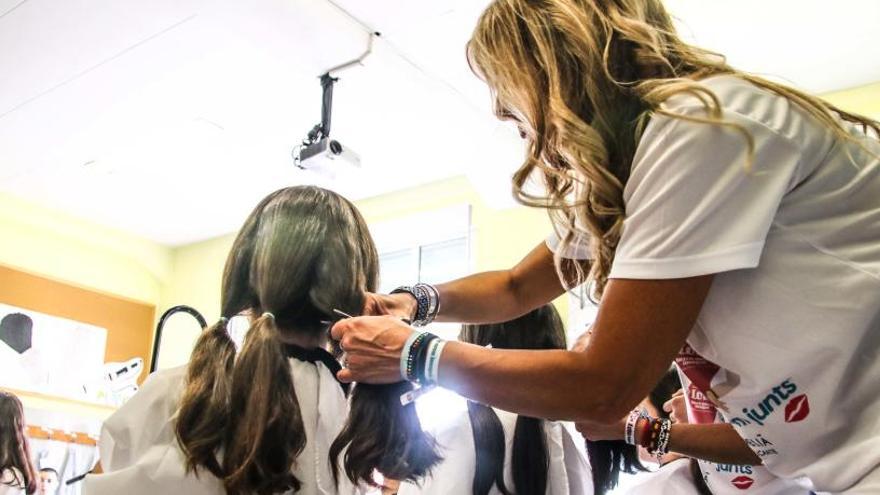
[335,275,713,424]
[366,242,575,324]
[667,423,761,465]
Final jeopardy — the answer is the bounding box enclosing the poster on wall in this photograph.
[0,303,107,402]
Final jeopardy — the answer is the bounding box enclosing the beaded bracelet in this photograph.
[392,283,440,327]
[404,332,431,382]
[422,283,441,322]
[399,331,424,380]
[647,418,672,460]
[639,415,653,448]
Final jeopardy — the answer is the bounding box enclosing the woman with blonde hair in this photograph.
[331,0,880,493]
[0,392,38,495]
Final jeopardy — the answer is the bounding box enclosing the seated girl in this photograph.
[397,304,591,495]
[85,186,439,495]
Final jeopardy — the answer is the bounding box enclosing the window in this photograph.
[567,286,598,346]
[370,205,471,340]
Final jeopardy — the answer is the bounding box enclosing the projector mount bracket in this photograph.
[301,32,378,152]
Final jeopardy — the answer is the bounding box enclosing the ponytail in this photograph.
[466,400,550,495]
[223,314,306,495]
[511,416,549,495]
[467,401,510,495]
[175,319,236,478]
[590,368,684,495]
[329,381,441,487]
[586,440,645,495]
[689,459,713,495]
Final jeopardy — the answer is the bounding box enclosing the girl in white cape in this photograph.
[86,186,440,495]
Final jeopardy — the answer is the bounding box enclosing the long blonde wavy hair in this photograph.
[468,0,880,298]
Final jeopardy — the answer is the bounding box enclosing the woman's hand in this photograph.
[664,390,688,424]
[362,292,417,320]
[331,315,414,383]
[574,415,626,442]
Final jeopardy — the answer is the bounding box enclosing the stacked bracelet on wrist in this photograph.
[645,417,672,461]
[398,329,447,385]
[392,283,440,327]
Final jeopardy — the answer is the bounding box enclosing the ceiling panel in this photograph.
[0,0,878,244]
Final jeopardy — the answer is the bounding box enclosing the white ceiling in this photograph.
[1,0,878,245]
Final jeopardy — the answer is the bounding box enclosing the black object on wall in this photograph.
[150,305,207,373]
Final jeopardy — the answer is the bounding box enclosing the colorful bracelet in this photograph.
[639,415,653,448]
[647,418,672,460]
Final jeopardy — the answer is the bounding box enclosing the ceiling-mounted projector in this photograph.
[294,137,360,173]
[294,33,377,176]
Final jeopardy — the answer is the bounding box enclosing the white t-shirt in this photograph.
[675,347,813,494]
[84,361,358,495]
[398,407,592,495]
[614,458,701,495]
[550,75,880,493]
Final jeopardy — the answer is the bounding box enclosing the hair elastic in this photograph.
[262,312,275,320]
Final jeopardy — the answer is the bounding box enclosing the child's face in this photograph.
[39,471,59,495]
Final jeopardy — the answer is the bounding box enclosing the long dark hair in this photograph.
[459,304,567,495]
[588,369,680,495]
[647,371,711,495]
[174,186,439,494]
[590,369,711,495]
[0,392,38,494]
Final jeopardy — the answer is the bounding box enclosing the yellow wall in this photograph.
[823,82,880,120]
[0,192,171,305]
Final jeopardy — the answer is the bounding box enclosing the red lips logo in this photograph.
[784,394,810,423]
[731,476,754,490]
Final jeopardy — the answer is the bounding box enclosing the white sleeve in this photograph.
[545,231,592,260]
[560,423,594,495]
[96,368,185,472]
[610,106,802,279]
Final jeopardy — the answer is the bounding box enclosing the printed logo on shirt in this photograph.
[731,476,755,490]
[715,464,753,475]
[728,379,802,427]
[784,394,810,423]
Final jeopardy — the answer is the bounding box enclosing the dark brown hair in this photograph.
[589,369,677,495]
[459,304,567,495]
[174,186,437,494]
[0,392,38,494]
[590,368,711,495]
